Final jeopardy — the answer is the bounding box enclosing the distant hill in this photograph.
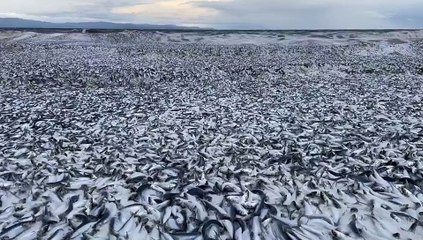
[0,17,203,30]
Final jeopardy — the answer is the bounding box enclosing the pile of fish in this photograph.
[0,31,423,239]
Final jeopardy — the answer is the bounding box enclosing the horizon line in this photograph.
[1,17,422,31]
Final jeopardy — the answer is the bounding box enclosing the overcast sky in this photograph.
[0,0,422,29]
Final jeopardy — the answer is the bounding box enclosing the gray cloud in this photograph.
[386,3,423,28]
[0,0,422,28]
[0,0,150,22]
[191,0,423,29]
